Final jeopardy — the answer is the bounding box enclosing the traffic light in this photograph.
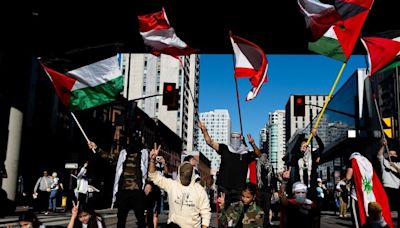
[382,117,394,138]
[162,82,179,110]
[293,95,305,117]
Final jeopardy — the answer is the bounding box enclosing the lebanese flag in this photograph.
[138,8,197,59]
[350,153,393,228]
[41,55,123,111]
[361,31,400,76]
[230,32,268,101]
[297,0,341,40]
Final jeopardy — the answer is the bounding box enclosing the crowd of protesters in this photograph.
[4,121,400,228]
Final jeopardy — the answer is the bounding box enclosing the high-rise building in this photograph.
[121,54,200,151]
[197,109,231,170]
[267,110,286,173]
[259,127,268,154]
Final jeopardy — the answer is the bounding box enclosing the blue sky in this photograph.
[198,54,367,144]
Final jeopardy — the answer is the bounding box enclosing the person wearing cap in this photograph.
[279,181,317,228]
[148,143,211,228]
[361,202,389,228]
[198,121,262,210]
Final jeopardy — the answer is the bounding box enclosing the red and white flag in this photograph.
[350,152,393,228]
[230,32,268,101]
[297,0,341,40]
[138,8,197,59]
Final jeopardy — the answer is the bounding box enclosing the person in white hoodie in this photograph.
[148,143,211,228]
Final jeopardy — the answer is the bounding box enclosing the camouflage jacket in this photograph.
[219,201,264,227]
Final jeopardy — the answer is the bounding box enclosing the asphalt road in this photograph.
[0,208,355,228]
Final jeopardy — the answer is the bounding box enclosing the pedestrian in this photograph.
[67,201,105,228]
[33,170,53,214]
[143,181,158,228]
[17,211,45,228]
[288,128,323,188]
[48,172,63,213]
[217,182,264,227]
[377,139,400,225]
[256,153,276,227]
[346,152,393,228]
[148,143,211,228]
[75,162,89,209]
[198,121,262,210]
[88,131,148,228]
[336,175,349,218]
[361,202,389,228]
[279,181,318,228]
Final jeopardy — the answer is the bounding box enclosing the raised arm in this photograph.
[198,121,219,151]
[247,134,261,157]
[312,128,323,163]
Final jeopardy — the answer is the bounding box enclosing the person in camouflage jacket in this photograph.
[218,182,264,227]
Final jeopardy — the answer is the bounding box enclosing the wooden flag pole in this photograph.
[306,61,347,145]
[70,112,96,153]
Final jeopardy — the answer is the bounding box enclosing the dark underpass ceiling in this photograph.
[2,0,399,57]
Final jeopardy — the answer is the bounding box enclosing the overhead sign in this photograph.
[65,163,78,169]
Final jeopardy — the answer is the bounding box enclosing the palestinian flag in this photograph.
[41,55,124,111]
[297,0,341,40]
[308,0,374,62]
[350,152,393,228]
[230,32,268,101]
[138,8,197,59]
[361,30,400,76]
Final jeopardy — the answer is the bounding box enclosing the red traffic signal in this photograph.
[166,84,174,92]
[162,82,179,110]
[293,95,305,117]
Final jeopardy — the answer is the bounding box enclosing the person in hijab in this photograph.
[198,121,262,210]
[148,143,211,228]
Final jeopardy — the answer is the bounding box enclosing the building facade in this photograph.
[197,109,231,170]
[121,54,200,151]
[267,110,286,173]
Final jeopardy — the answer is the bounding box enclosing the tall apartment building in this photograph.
[121,54,200,151]
[267,110,286,173]
[197,110,231,170]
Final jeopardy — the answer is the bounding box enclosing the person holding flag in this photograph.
[377,139,400,226]
[345,152,393,228]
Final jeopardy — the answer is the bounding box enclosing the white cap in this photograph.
[317,178,322,182]
[292,182,307,193]
[52,172,57,177]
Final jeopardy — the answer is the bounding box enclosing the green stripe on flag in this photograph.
[378,55,400,74]
[308,36,347,62]
[70,75,123,111]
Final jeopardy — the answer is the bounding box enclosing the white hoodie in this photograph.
[149,161,211,227]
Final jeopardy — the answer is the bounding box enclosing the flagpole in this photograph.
[372,98,392,162]
[306,62,347,145]
[70,112,96,154]
[231,55,244,136]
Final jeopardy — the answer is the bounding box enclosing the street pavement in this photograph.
[0,208,357,228]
